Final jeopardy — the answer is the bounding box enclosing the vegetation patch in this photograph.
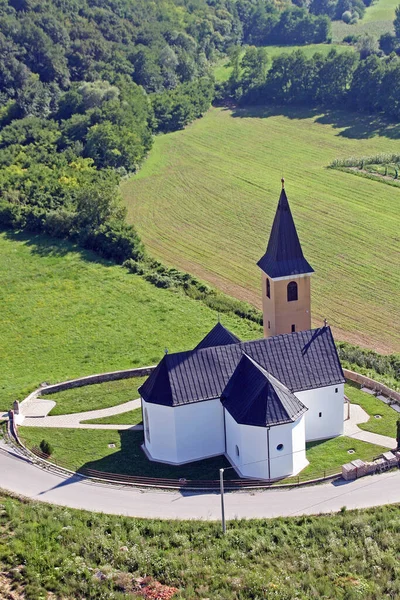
[81,407,143,426]
[19,426,386,483]
[0,231,261,411]
[330,152,400,187]
[345,381,399,437]
[2,492,400,599]
[44,377,148,416]
[122,106,400,354]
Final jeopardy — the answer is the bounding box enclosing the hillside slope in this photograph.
[122,106,400,354]
[0,231,261,410]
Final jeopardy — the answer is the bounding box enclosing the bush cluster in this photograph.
[124,259,263,325]
[337,341,400,385]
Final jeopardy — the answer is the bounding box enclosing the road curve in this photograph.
[1,443,400,520]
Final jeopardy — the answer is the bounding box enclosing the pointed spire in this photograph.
[257,184,314,279]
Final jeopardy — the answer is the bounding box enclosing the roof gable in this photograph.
[221,354,307,427]
[195,322,240,350]
[139,326,345,407]
[257,188,314,278]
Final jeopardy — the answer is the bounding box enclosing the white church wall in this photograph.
[174,398,225,464]
[268,421,297,479]
[295,383,344,442]
[225,410,270,479]
[142,399,178,463]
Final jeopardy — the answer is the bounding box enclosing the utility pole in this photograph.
[219,468,226,534]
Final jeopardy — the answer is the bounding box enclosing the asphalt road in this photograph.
[1,443,400,520]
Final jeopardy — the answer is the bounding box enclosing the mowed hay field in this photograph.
[121,106,400,354]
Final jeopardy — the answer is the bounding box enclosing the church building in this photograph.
[139,182,345,480]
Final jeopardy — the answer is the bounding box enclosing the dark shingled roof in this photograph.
[195,322,240,350]
[257,188,314,279]
[222,354,307,427]
[139,326,344,407]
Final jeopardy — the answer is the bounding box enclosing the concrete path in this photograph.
[1,440,400,520]
[344,403,396,449]
[22,399,143,430]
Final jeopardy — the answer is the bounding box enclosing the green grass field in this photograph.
[19,426,386,481]
[345,381,399,437]
[214,43,351,83]
[0,231,261,411]
[44,377,147,416]
[2,493,400,600]
[81,407,143,425]
[332,0,397,41]
[121,106,400,354]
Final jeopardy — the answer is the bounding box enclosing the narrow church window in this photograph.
[276,444,284,451]
[268,320,271,329]
[291,324,295,332]
[235,445,240,457]
[319,412,322,417]
[335,388,338,393]
[144,408,150,443]
[287,281,298,302]
[266,278,271,298]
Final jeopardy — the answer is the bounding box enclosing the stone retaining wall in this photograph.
[343,368,400,404]
[39,365,156,396]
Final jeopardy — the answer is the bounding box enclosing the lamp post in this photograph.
[219,468,226,534]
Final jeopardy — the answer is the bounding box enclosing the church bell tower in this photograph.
[257,180,314,338]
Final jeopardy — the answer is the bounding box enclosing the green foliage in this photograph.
[19,426,386,481]
[124,259,263,324]
[345,381,399,436]
[2,493,400,600]
[0,231,261,411]
[338,342,400,383]
[81,407,143,426]
[44,378,148,417]
[122,106,400,354]
[39,439,53,456]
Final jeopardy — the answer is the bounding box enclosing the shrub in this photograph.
[342,10,352,22]
[43,210,76,239]
[39,439,53,456]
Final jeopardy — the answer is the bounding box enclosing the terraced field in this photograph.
[121,106,400,354]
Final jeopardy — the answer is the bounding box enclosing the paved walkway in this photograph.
[21,399,143,430]
[344,403,396,449]
[1,440,400,520]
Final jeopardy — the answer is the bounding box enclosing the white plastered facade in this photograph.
[295,383,344,441]
[224,410,308,480]
[142,384,344,479]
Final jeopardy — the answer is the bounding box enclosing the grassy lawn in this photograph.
[44,377,147,416]
[301,436,386,479]
[345,381,399,438]
[121,106,400,354]
[19,426,387,482]
[18,427,234,480]
[2,494,400,600]
[81,407,143,425]
[331,0,397,41]
[214,43,351,83]
[0,231,261,411]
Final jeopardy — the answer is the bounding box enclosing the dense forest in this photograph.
[0,0,399,264]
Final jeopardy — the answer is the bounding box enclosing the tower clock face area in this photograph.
[257,185,314,338]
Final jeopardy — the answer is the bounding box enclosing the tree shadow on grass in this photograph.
[228,104,400,140]
[80,430,233,482]
[1,228,114,267]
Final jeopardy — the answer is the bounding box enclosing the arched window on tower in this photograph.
[266,278,270,298]
[287,281,298,302]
